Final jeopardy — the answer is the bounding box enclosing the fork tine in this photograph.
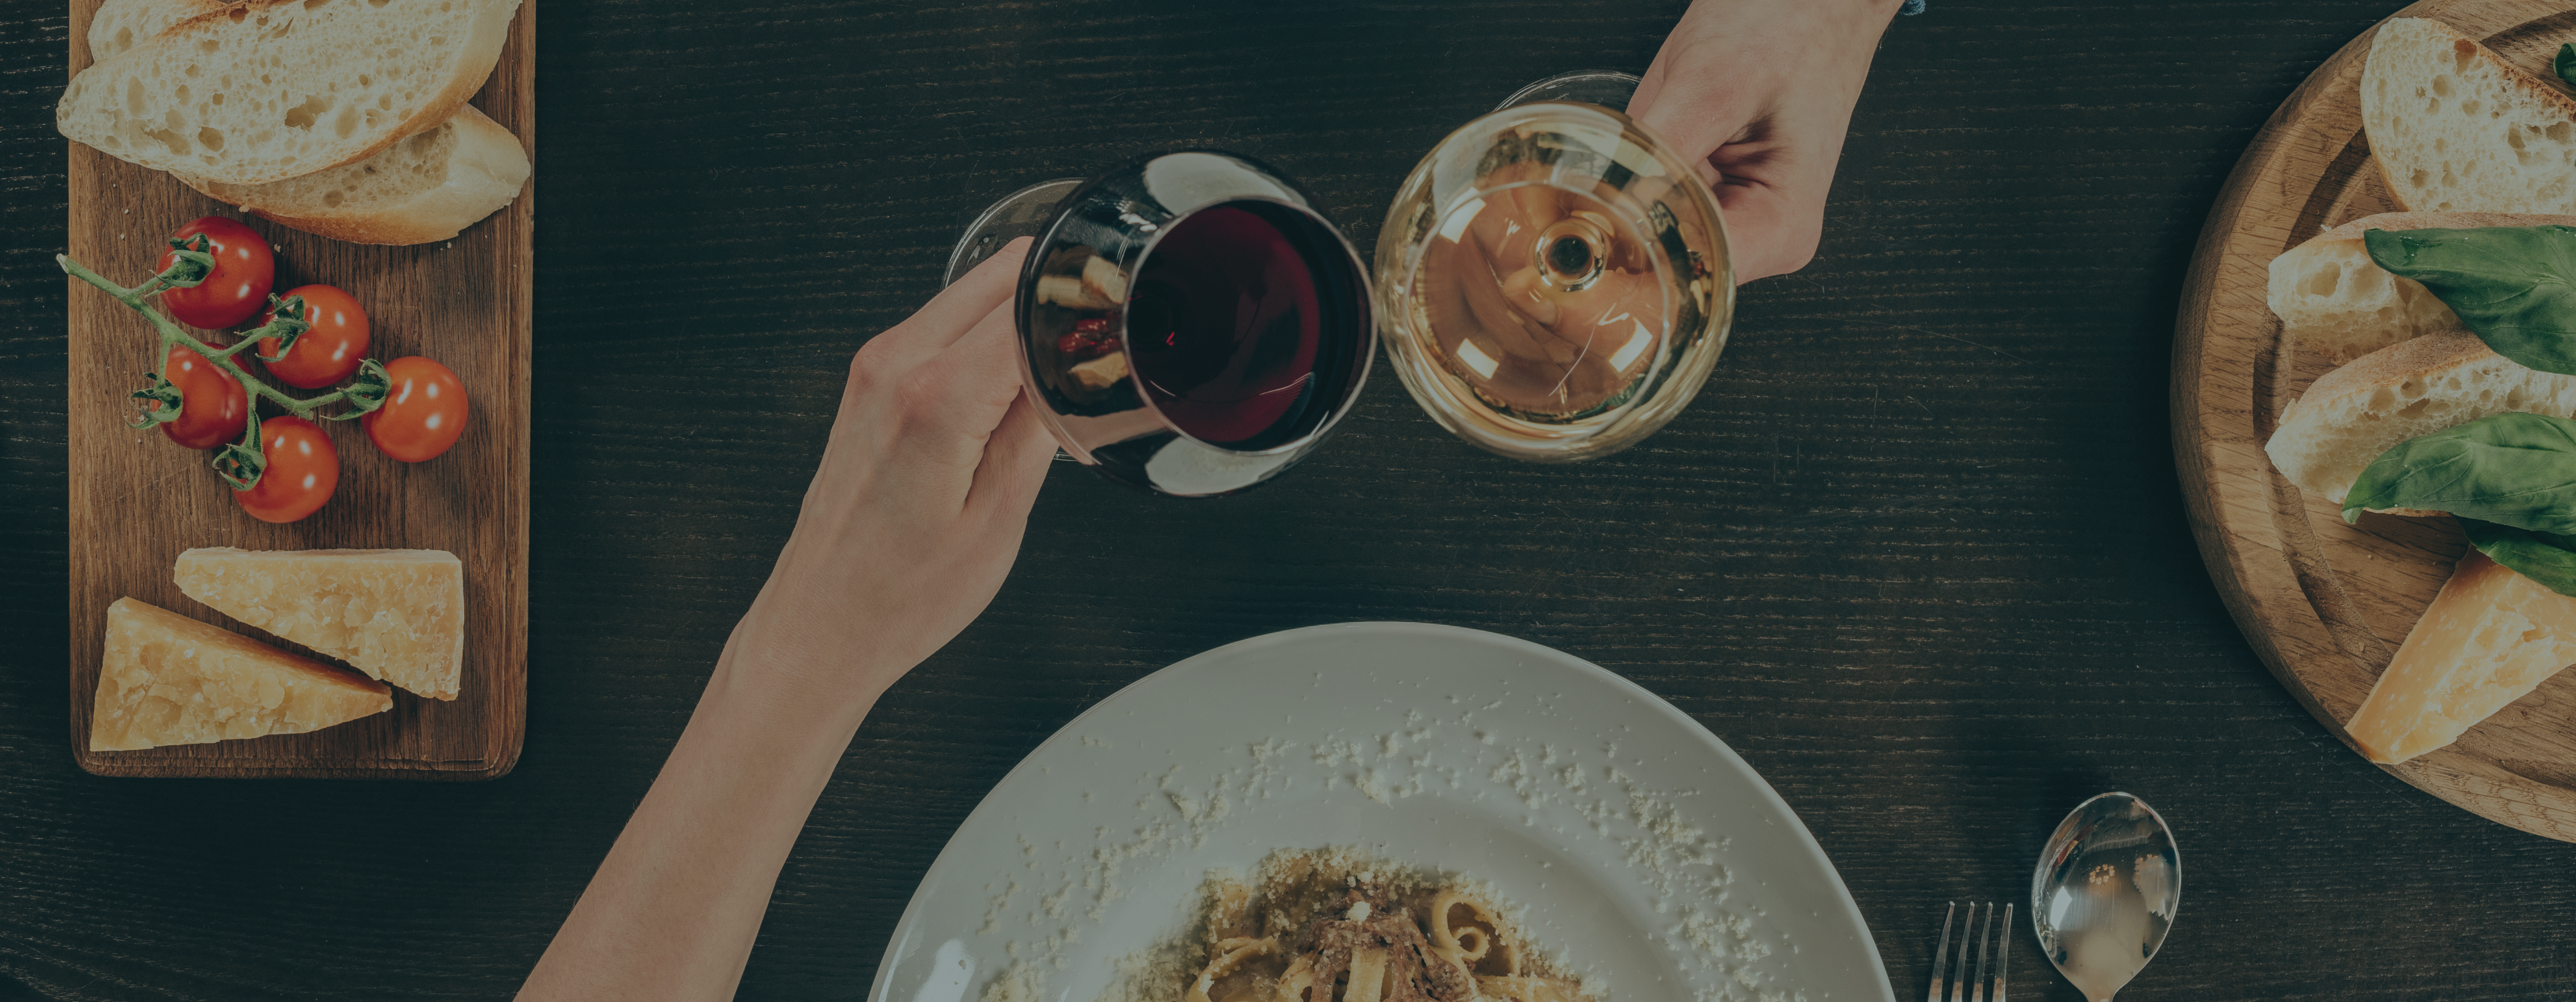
[1995,904,2012,1002]
[1970,901,1994,1002]
[1948,902,1976,1002]
[1927,902,1954,1002]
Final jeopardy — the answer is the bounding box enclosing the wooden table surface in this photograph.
[3,1,2571,999]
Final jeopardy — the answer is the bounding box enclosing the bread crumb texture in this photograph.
[59,0,521,186]
[2362,18,2576,214]
[2265,331,2576,503]
[85,0,233,62]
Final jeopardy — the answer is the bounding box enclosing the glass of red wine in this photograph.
[947,152,1373,498]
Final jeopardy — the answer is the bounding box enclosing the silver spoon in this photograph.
[2030,792,2180,1001]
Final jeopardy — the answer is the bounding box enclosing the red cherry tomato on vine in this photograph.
[256,284,369,389]
[363,356,468,462]
[236,416,338,523]
[154,344,249,449]
[157,217,274,329]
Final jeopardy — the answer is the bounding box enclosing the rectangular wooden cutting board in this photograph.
[63,0,533,779]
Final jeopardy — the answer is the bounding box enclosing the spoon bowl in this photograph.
[2031,792,2179,1002]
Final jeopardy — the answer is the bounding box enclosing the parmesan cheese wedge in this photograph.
[93,597,390,751]
[173,547,464,700]
[2345,551,2576,763]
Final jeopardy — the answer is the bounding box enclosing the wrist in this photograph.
[712,597,908,729]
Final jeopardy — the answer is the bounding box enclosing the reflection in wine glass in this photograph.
[1377,71,1733,462]
[946,152,1376,498]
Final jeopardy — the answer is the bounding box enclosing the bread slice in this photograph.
[2344,550,2576,763]
[2361,18,2576,214]
[92,596,391,751]
[2267,211,2576,362]
[56,0,523,186]
[86,0,234,61]
[183,104,527,244]
[2265,330,2576,508]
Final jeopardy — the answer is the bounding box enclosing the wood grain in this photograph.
[2174,0,2576,842]
[6,1,2576,1000]
[61,0,531,778]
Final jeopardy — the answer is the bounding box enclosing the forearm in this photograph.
[515,240,1048,1000]
[517,632,883,1001]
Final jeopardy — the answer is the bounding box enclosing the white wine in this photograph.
[1377,98,1731,461]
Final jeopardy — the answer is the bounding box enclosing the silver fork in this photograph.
[1926,901,2012,1002]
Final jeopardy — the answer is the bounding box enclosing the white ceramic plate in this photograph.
[869,622,1891,1002]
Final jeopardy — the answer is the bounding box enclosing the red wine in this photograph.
[1124,201,1366,451]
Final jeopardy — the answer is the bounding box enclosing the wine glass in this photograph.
[946,152,1374,498]
[1374,70,1734,462]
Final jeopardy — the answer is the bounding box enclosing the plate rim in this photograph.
[865,620,1895,1002]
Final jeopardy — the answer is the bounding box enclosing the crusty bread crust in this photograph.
[58,0,523,186]
[393,0,519,183]
[184,104,529,245]
[2290,329,2495,414]
[85,0,235,62]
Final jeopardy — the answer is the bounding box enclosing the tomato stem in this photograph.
[56,251,387,491]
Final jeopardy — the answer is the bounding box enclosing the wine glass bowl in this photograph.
[1375,82,1733,462]
[951,151,1375,498]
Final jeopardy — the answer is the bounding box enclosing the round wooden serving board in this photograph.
[2175,0,2576,842]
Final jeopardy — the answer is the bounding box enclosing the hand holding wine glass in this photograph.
[1627,0,1903,283]
[519,239,1056,1002]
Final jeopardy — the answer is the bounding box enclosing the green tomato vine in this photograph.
[58,235,387,490]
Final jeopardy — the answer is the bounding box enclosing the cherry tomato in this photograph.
[236,416,339,523]
[153,344,250,449]
[156,216,274,329]
[363,356,468,462]
[256,285,369,388]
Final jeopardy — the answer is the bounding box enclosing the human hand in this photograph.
[726,237,1057,699]
[1628,0,1899,283]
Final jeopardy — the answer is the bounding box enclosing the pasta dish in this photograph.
[1179,850,1590,1002]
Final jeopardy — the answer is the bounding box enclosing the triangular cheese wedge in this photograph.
[174,547,465,700]
[2346,551,2576,763]
[93,597,391,751]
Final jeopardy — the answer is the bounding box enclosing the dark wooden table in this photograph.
[4,1,2571,999]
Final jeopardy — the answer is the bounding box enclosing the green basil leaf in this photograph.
[2342,411,2576,528]
[2559,42,2576,88]
[2364,225,2576,374]
[2462,518,2576,596]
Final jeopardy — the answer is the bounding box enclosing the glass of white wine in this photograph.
[1375,70,1734,462]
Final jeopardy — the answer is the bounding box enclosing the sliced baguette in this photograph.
[86,0,235,61]
[57,0,523,186]
[2266,211,2576,362]
[183,104,527,244]
[2361,18,2576,214]
[2265,330,2576,509]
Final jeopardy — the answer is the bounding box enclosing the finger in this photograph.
[899,297,1027,469]
[966,392,1059,521]
[1631,78,1761,191]
[1709,180,1820,283]
[864,236,1031,369]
